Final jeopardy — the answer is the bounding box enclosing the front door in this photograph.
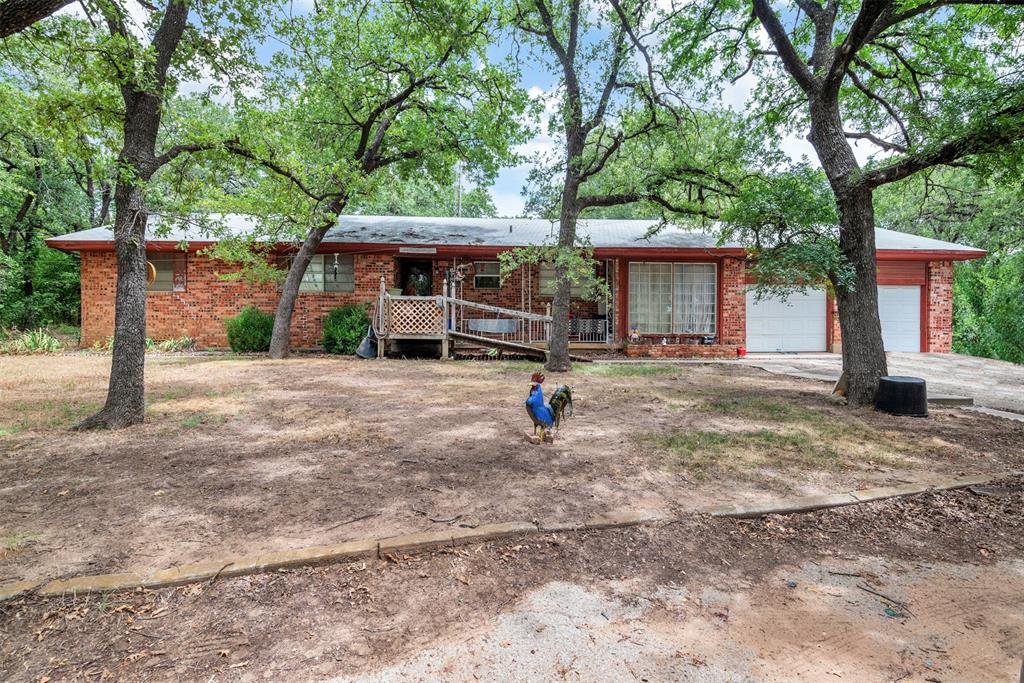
[399,259,433,296]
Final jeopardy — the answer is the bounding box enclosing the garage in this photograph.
[745,288,827,352]
[878,285,922,352]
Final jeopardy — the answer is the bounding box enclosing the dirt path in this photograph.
[1,480,1022,682]
[2,355,1024,587]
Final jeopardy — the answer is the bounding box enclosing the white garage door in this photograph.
[878,285,921,352]
[746,289,827,352]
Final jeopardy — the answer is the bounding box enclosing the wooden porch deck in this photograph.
[374,276,605,360]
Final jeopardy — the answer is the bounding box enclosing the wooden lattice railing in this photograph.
[385,296,445,337]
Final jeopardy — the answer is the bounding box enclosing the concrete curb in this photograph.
[2,512,663,602]
[965,406,1024,423]
[2,472,1017,602]
[703,472,1014,519]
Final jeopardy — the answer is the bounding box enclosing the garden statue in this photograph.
[525,372,573,443]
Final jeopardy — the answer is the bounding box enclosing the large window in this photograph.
[628,262,716,334]
[147,252,187,292]
[281,254,355,293]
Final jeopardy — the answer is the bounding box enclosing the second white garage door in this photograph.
[878,285,922,352]
[746,288,827,352]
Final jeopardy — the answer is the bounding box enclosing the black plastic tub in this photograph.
[875,376,928,417]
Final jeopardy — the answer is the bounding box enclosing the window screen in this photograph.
[539,264,586,297]
[474,262,500,289]
[299,254,325,292]
[279,254,355,293]
[323,254,355,293]
[628,262,716,334]
[147,252,187,292]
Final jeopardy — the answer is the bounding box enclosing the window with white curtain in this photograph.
[628,262,716,334]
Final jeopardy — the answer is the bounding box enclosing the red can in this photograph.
[737,346,747,357]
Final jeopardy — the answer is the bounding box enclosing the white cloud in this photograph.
[492,186,526,217]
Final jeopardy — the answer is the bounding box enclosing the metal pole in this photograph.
[378,275,386,358]
[441,277,450,359]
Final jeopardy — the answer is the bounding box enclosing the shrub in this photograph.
[322,304,371,355]
[154,336,197,352]
[1,328,63,354]
[225,306,275,352]
[91,335,197,353]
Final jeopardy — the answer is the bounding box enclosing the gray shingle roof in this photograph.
[46,214,986,254]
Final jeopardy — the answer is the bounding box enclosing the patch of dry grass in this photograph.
[639,391,920,477]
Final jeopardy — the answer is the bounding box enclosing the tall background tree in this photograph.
[509,0,750,372]
[875,167,1024,363]
[219,0,527,359]
[670,0,1024,404]
[44,0,275,429]
[0,16,118,328]
[348,172,499,218]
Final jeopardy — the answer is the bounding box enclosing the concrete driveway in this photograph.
[740,352,1024,414]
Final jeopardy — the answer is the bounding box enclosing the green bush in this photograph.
[322,304,371,355]
[155,336,197,352]
[1,328,63,354]
[225,306,275,353]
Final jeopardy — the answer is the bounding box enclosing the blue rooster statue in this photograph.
[525,372,573,443]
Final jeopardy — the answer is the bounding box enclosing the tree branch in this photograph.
[844,130,907,153]
[151,139,224,170]
[750,0,814,92]
[846,68,910,148]
[862,104,1024,188]
[822,0,890,90]
[0,0,74,39]
[223,140,332,202]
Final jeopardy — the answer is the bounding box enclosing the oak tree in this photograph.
[670,0,1024,404]
[222,0,527,358]
[510,0,747,372]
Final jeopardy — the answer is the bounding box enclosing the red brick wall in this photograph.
[719,257,746,345]
[80,251,395,349]
[927,260,954,353]
[78,250,960,352]
[624,343,739,359]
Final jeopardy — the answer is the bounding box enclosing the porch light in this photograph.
[399,247,437,255]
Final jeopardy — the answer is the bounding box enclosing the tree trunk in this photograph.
[807,95,888,406]
[74,185,149,429]
[546,177,580,373]
[269,221,333,359]
[835,186,887,405]
[73,0,190,430]
[22,261,35,328]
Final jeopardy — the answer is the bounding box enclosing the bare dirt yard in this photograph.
[1,354,1023,587]
[1,354,1023,681]
[1,479,1022,681]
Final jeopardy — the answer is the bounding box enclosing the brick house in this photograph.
[46,215,985,355]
